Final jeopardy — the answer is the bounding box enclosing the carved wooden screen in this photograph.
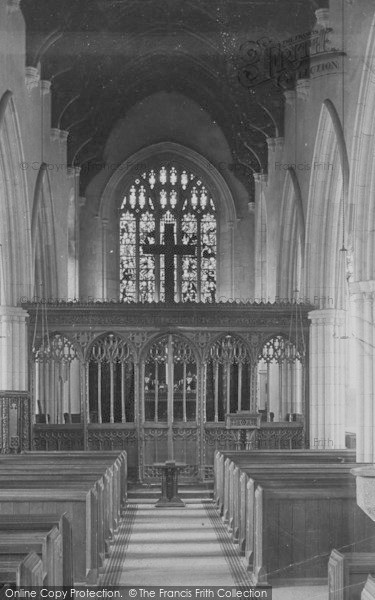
[144,334,197,423]
[257,335,304,422]
[32,333,80,423]
[205,335,251,421]
[119,164,217,302]
[88,334,135,423]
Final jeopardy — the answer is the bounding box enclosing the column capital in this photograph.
[315,8,329,28]
[7,0,21,13]
[349,280,375,301]
[308,308,346,326]
[253,172,268,185]
[267,137,284,151]
[283,89,296,106]
[67,166,81,178]
[296,78,310,101]
[25,67,40,92]
[0,306,29,319]
[40,80,51,95]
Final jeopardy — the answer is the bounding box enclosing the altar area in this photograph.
[26,301,310,481]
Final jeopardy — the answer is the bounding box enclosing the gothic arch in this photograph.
[84,331,136,363]
[277,168,305,299]
[254,176,268,300]
[304,100,348,308]
[203,331,252,363]
[139,331,200,365]
[0,91,32,305]
[349,11,375,281]
[95,142,236,300]
[32,164,59,298]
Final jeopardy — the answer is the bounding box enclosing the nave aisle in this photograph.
[101,499,328,599]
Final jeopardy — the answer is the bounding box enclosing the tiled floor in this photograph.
[101,501,328,599]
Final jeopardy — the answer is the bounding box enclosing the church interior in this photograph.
[1,0,375,596]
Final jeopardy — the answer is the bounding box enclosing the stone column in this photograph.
[253,173,268,301]
[0,306,28,390]
[308,308,346,449]
[350,281,375,462]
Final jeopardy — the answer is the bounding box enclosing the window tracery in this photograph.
[88,334,135,424]
[205,335,251,422]
[120,165,217,302]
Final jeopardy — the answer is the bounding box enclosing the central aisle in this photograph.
[102,500,328,599]
[102,501,252,586]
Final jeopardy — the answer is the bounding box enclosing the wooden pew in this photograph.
[0,451,127,584]
[224,460,366,535]
[0,526,62,585]
[0,488,98,583]
[0,552,44,586]
[1,451,127,529]
[225,463,367,564]
[216,454,375,585]
[215,449,356,513]
[328,550,375,600]
[362,575,375,599]
[0,514,73,585]
[249,477,375,585]
[0,452,127,543]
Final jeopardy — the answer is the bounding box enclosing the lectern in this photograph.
[225,411,261,450]
[154,460,186,507]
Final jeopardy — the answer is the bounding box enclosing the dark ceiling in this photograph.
[20,0,324,193]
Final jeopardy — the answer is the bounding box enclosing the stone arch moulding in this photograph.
[348,9,375,281]
[31,164,59,298]
[304,100,346,307]
[98,142,237,299]
[277,167,305,299]
[0,90,32,305]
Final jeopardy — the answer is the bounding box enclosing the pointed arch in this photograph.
[304,100,347,309]
[32,165,59,298]
[83,142,237,300]
[277,167,305,299]
[0,91,32,305]
[349,11,375,281]
[254,175,268,300]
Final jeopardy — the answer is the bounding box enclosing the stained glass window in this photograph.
[119,165,217,302]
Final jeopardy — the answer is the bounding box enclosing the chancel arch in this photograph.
[96,142,237,302]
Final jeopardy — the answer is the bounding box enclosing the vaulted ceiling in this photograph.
[20,0,324,193]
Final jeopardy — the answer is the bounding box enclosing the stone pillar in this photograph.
[253,173,268,301]
[308,309,346,449]
[0,306,28,390]
[102,218,109,300]
[350,281,375,462]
